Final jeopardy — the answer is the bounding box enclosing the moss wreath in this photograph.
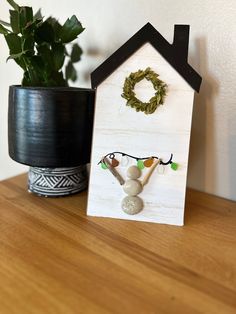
[121,67,167,115]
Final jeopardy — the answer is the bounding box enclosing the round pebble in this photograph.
[127,165,141,179]
[123,179,142,196]
[122,196,143,215]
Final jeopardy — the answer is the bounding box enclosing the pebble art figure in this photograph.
[122,166,143,215]
[102,155,168,215]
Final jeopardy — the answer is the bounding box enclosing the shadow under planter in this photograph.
[8,85,95,197]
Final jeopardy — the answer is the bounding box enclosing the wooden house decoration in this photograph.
[87,23,202,226]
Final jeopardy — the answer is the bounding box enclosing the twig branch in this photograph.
[142,159,160,186]
[103,157,125,185]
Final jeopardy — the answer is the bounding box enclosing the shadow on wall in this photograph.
[82,46,111,82]
[188,37,219,194]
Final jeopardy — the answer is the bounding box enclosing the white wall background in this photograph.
[0,0,236,201]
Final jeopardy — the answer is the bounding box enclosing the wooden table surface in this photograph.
[0,174,235,314]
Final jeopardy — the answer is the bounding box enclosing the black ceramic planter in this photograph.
[8,85,95,196]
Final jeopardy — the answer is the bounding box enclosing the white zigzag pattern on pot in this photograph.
[28,166,88,197]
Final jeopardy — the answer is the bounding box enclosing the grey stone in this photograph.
[122,196,143,215]
[127,165,141,179]
[123,179,142,196]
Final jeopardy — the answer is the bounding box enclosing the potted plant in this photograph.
[0,0,95,197]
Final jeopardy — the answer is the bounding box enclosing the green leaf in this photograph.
[60,15,84,43]
[26,56,45,85]
[0,20,11,27]
[0,24,10,34]
[29,55,44,69]
[35,20,54,43]
[50,71,67,87]
[4,33,31,71]
[22,18,43,36]
[22,70,31,86]
[71,43,82,63]
[65,61,77,81]
[52,43,65,71]
[4,33,22,54]
[19,6,33,32]
[7,50,28,61]
[7,52,27,71]
[27,67,41,86]
[34,9,42,20]
[22,35,34,52]
[6,0,19,11]
[14,57,27,70]
[46,17,62,41]
[37,44,54,70]
[10,10,20,33]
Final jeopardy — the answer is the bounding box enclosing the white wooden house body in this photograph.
[87,24,201,225]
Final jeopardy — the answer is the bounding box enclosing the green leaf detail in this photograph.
[26,56,44,84]
[19,6,33,32]
[1,2,84,87]
[4,33,21,54]
[0,24,10,35]
[60,15,84,43]
[35,20,54,43]
[46,17,62,41]
[36,44,54,70]
[137,160,145,170]
[122,68,167,115]
[22,35,34,52]
[0,20,11,27]
[171,162,178,171]
[7,50,28,61]
[22,18,43,37]
[49,71,67,87]
[52,43,65,71]
[22,71,30,85]
[10,10,20,33]
[6,0,19,11]
[34,9,42,20]
[71,43,83,63]
[65,61,77,81]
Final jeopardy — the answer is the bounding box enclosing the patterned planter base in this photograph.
[28,166,88,197]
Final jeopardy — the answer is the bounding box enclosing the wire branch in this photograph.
[98,152,173,165]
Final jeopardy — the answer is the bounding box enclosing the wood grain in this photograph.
[87,43,195,225]
[0,174,236,314]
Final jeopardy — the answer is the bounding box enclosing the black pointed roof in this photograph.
[91,23,202,92]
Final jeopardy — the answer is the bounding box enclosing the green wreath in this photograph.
[121,67,167,115]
